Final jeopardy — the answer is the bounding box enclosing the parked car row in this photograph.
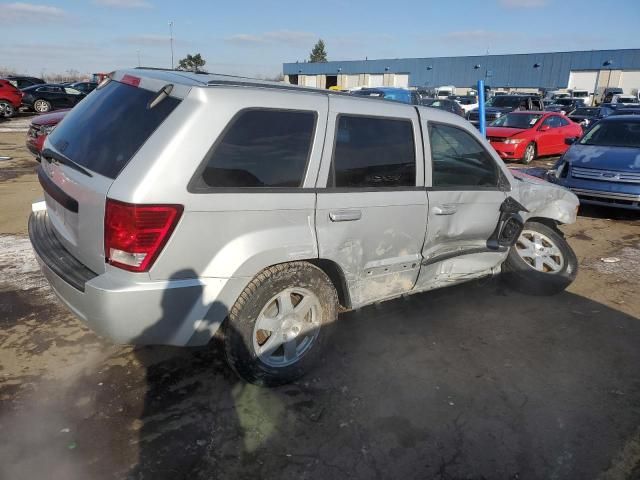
[0,74,97,118]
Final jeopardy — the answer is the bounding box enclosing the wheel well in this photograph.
[526,216,561,233]
[307,258,352,311]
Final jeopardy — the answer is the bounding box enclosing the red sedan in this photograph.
[486,111,582,164]
[25,109,68,158]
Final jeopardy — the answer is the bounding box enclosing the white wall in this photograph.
[620,70,640,94]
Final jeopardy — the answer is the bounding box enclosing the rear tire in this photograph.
[522,142,536,165]
[0,101,15,118]
[33,99,51,113]
[502,221,577,296]
[224,262,338,386]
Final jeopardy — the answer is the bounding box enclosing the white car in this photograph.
[611,94,639,106]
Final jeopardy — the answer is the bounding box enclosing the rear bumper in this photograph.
[29,210,247,346]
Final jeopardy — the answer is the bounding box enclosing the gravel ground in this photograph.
[0,129,639,480]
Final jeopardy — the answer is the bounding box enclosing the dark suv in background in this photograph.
[467,95,544,126]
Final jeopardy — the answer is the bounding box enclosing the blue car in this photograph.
[549,116,640,210]
[351,87,420,105]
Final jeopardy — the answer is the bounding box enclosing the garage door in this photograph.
[568,71,598,92]
[369,74,383,87]
[620,70,640,94]
[302,75,318,88]
[394,74,409,88]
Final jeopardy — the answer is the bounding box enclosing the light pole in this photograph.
[603,60,614,101]
[168,21,174,69]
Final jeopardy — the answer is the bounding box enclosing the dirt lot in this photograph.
[1,121,639,479]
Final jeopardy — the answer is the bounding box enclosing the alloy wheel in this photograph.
[252,287,322,367]
[34,100,50,113]
[515,229,565,273]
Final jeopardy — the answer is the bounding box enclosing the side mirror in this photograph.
[565,137,577,145]
[539,125,550,132]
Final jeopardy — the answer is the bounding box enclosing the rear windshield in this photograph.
[48,80,181,179]
[486,96,524,108]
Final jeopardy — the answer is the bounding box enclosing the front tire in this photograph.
[502,221,577,296]
[33,99,52,113]
[224,262,338,386]
[522,142,536,165]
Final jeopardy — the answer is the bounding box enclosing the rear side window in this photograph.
[48,80,180,179]
[429,123,498,188]
[330,115,416,188]
[195,109,316,188]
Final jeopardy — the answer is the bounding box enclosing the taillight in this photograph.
[104,199,183,272]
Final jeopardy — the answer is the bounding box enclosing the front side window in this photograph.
[197,109,316,188]
[330,115,416,188]
[429,123,499,188]
[542,116,562,128]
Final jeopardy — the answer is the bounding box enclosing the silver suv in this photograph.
[29,69,579,386]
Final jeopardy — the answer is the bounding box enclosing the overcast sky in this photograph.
[1,0,638,78]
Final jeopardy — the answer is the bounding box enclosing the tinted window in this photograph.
[558,117,570,126]
[48,80,181,179]
[331,115,415,188]
[429,123,499,188]
[198,109,315,188]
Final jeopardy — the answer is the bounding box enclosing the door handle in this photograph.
[433,204,458,215]
[329,209,362,222]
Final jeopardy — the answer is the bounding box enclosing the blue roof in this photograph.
[283,49,640,89]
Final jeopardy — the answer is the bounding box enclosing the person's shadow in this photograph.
[126,269,252,479]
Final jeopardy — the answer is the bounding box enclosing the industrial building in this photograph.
[283,48,640,95]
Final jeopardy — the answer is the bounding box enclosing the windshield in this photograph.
[486,96,523,108]
[579,120,640,148]
[572,108,599,116]
[48,80,181,179]
[491,113,542,129]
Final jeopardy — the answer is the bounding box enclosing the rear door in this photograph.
[415,118,507,290]
[40,75,185,273]
[315,97,428,308]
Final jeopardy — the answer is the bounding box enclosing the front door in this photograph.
[537,115,564,155]
[415,120,508,291]
[315,97,428,308]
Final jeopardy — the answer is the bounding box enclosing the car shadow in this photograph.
[123,274,640,480]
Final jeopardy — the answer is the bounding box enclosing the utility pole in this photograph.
[168,21,174,69]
